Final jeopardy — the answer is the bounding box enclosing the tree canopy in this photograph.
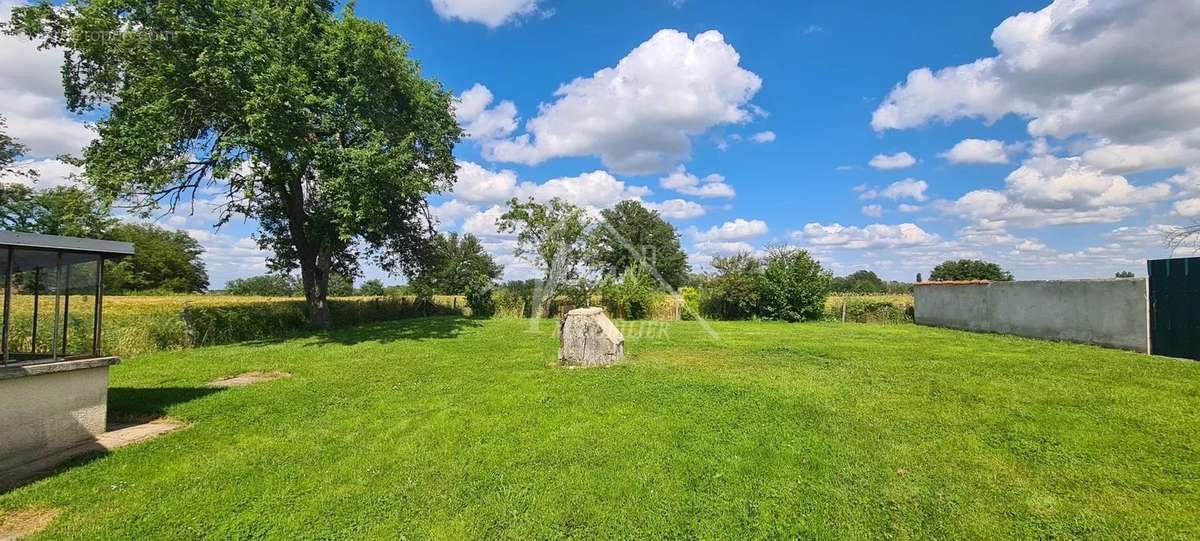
[591,200,690,289]
[106,223,210,293]
[225,274,301,297]
[496,197,590,312]
[929,259,1014,282]
[9,0,461,328]
[412,232,503,295]
[0,183,115,238]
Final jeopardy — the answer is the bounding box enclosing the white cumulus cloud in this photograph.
[793,223,940,250]
[872,0,1200,174]
[486,29,763,174]
[454,84,518,142]
[646,198,705,220]
[658,165,735,199]
[429,0,547,28]
[692,218,768,242]
[868,152,916,170]
[940,138,1011,164]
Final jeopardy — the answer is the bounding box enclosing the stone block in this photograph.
[558,308,624,367]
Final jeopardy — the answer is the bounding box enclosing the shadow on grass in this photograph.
[312,315,484,346]
[232,315,485,349]
[107,386,223,420]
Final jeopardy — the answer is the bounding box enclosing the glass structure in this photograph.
[0,232,134,366]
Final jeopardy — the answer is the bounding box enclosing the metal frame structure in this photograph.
[0,231,134,367]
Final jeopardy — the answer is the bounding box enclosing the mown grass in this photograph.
[2,318,1198,539]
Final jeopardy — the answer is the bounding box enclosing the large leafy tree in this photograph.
[0,183,115,237]
[591,200,690,289]
[9,0,461,328]
[496,197,590,314]
[929,259,1014,282]
[413,232,503,295]
[105,223,209,293]
[831,269,885,294]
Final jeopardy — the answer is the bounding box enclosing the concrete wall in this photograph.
[0,359,116,473]
[914,279,1150,352]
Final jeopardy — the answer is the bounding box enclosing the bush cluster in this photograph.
[697,248,832,322]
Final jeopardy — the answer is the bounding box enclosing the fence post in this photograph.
[841,299,847,323]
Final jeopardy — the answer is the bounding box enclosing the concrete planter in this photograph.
[0,357,119,475]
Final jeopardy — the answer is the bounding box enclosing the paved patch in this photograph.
[0,506,60,540]
[0,419,187,493]
[208,371,292,387]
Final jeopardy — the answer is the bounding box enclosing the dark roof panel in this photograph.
[0,231,135,256]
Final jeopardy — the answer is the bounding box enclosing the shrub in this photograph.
[699,253,763,320]
[601,263,656,319]
[358,279,387,296]
[758,247,831,322]
[679,286,700,320]
[929,259,1013,282]
[465,284,496,318]
[491,288,528,318]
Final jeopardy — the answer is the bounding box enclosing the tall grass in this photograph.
[4,294,466,358]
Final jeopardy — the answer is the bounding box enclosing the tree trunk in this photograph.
[299,246,333,330]
[280,164,333,330]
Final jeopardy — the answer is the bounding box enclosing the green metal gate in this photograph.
[1148,256,1200,360]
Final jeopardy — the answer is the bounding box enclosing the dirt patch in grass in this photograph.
[208,371,292,388]
[0,506,61,540]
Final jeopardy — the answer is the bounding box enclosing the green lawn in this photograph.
[3,317,1199,539]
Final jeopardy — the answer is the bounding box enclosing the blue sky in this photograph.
[3,0,1199,287]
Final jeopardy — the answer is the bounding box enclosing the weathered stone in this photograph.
[558,308,624,367]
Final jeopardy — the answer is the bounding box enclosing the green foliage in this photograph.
[328,273,355,297]
[0,183,115,237]
[465,284,496,318]
[825,296,914,324]
[105,223,209,293]
[930,259,1014,282]
[358,279,386,296]
[413,232,503,295]
[224,274,301,297]
[491,287,528,318]
[496,197,590,311]
[831,270,913,294]
[831,270,885,293]
[601,263,657,319]
[699,253,764,320]
[679,286,700,320]
[591,200,690,288]
[1115,271,1136,278]
[759,247,831,322]
[9,0,462,328]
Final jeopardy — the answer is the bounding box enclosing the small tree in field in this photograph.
[358,279,387,297]
[929,259,1013,282]
[759,247,831,322]
[9,1,461,328]
[1115,271,1136,278]
[413,233,503,295]
[496,197,590,315]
